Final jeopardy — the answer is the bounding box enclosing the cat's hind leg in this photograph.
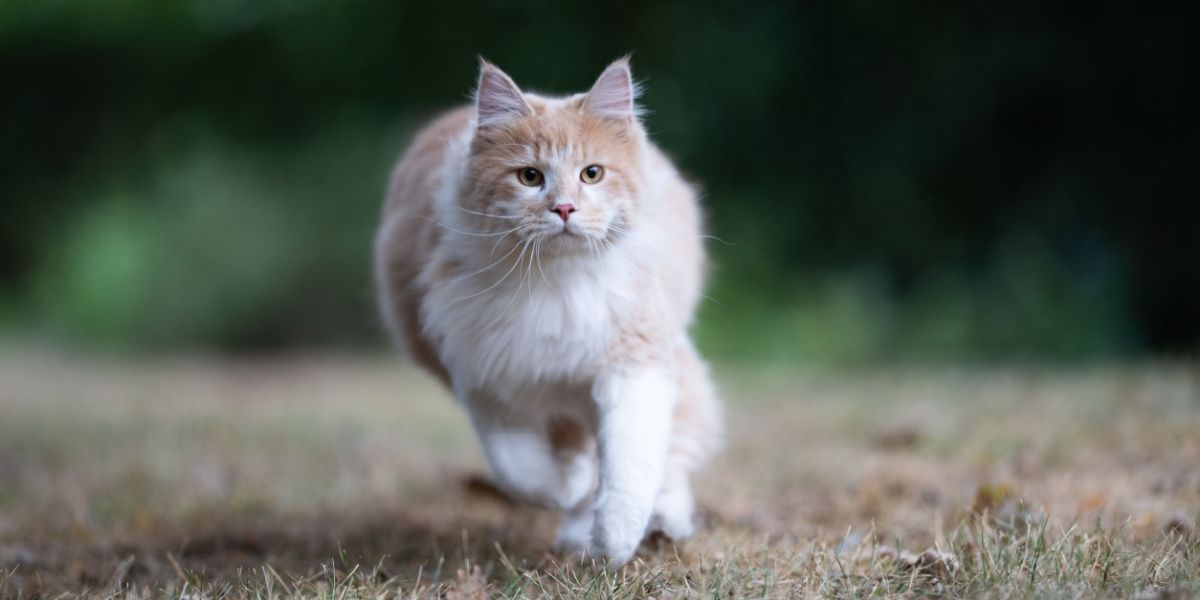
[648,340,722,542]
[650,467,695,541]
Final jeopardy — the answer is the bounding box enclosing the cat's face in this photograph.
[460,60,644,256]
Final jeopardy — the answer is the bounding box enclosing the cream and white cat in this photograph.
[374,58,721,564]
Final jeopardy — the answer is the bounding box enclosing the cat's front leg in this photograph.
[590,367,676,565]
[462,391,595,512]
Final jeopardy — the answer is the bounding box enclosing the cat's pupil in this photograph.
[586,167,598,178]
[523,169,537,182]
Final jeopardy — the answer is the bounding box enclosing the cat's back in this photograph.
[375,106,472,381]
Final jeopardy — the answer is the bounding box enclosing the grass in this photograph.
[0,350,1197,598]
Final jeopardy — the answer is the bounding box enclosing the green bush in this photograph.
[31,121,407,349]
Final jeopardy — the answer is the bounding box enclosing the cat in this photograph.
[374,57,721,565]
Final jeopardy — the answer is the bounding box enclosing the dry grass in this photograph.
[0,350,1198,598]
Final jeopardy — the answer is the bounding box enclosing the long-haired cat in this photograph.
[374,58,721,564]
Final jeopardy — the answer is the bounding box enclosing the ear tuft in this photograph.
[475,60,531,127]
[585,57,641,118]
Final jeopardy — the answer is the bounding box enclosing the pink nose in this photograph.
[552,203,577,222]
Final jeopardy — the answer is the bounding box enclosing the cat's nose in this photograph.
[551,203,577,222]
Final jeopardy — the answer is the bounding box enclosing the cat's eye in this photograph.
[517,167,543,187]
[580,165,604,184]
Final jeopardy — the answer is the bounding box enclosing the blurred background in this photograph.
[1,1,1197,364]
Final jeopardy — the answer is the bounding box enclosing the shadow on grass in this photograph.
[2,474,558,595]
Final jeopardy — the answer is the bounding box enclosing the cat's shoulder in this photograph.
[384,106,474,215]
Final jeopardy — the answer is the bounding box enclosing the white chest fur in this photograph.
[421,248,639,399]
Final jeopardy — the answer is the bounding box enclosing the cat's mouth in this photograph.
[528,219,601,247]
[550,220,580,237]
[532,224,597,253]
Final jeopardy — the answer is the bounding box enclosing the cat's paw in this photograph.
[590,539,638,567]
[649,485,695,542]
[592,519,643,566]
[646,513,694,543]
[553,508,594,558]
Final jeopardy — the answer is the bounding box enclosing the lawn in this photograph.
[0,351,1197,598]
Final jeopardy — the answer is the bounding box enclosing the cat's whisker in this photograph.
[496,238,534,319]
[489,229,516,257]
[606,218,633,234]
[586,237,600,263]
[698,292,724,306]
[600,238,622,263]
[451,240,530,303]
[442,240,523,287]
[489,223,535,256]
[522,238,537,302]
[535,238,553,289]
[453,204,522,220]
[699,234,736,246]
[598,237,651,278]
[426,217,528,238]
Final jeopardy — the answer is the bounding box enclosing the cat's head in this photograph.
[460,58,646,255]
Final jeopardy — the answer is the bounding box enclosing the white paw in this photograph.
[592,503,646,565]
[649,485,695,541]
[591,535,638,567]
[553,505,594,557]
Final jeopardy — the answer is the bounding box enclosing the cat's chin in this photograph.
[536,230,595,255]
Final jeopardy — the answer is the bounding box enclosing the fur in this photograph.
[374,58,722,564]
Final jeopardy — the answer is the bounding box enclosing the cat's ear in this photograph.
[585,57,640,119]
[475,60,531,127]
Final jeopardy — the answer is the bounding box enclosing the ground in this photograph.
[0,351,1198,598]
